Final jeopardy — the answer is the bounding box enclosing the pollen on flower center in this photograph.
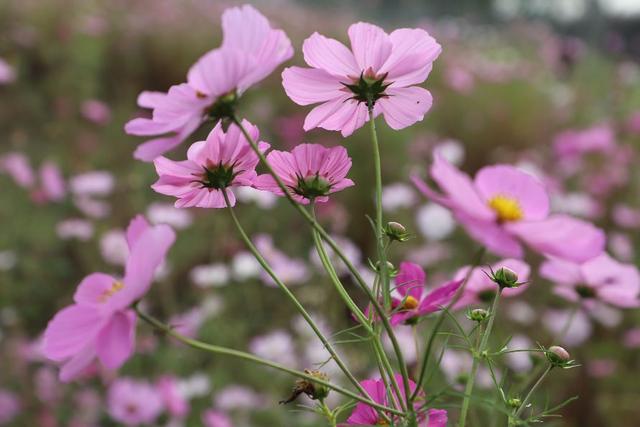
[403,295,419,310]
[99,281,124,303]
[488,195,523,222]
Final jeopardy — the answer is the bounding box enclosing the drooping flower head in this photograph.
[453,259,530,309]
[282,22,441,136]
[342,374,447,426]
[43,216,175,381]
[390,262,462,325]
[152,120,269,208]
[125,5,292,161]
[253,143,354,204]
[412,153,605,262]
[540,253,640,309]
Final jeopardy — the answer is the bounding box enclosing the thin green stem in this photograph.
[458,289,501,427]
[135,308,404,416]
[320,401,337,427]
[513,365,553,420]
[232,115,411,406]
[221,189,367,400]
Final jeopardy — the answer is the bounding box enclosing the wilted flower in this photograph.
[282,22,441,136]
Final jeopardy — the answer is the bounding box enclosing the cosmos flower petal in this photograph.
[96,310,136,370]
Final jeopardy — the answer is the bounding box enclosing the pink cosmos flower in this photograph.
[0,58,15,84]
[282,22,441,137]
[540,253,640,309]
[390,262,462,325]
[107,378,164,426]
[81,99,111,125]
[43,216,175,381]
[152,120,269,208]
[202,409,233,427]
[157,376,189,418]
[453,259,531,309]
[342,374,446,426]
[412,154,605,262]
[0,152,35,188]
[125,5,292,161]
[253,143,354,204]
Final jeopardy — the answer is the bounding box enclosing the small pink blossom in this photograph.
[202,409,233,427]
[158,376,189,418]
[553,124,616,159]
[342,374,446,426]
[125,5,292,161]
[152,120,269,208]
[43,216,175,381]
[390,262,462,325]
[56,218,94,241]
[107,378,164,426]
[453,259,530,309]
[540,253,640,309]
[81,99,111,125]
[282,23,441,136]
[0,152,35,188]
[0,58,15,84]
[253,143,354,204]
[69,171,114,196]
[412,153,605,262]
[0,389,20,425]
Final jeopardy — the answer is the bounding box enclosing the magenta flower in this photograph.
[342,374,446,426]
[125,5,292,161]
[453,259,530,309]
[391,262,462,325]
[107,378,164,426]
[412,153,605,262]
[43,216,175,381]
[253,143,354,204]
[152,120,269,208]
[282,22,441,137]
[540,253,640,309]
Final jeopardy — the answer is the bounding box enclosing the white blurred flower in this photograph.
[382,183,417,212]
[543,309,592,346]
[56,219,94,241]
[190,263,230,288]
[235,186,277,209]
[434,139,465,166]
[416,203,455,240]
[73,196,111,219]
[0,251,17,271]
[69,171,114,196]
[249,330,297,367]
[147,203,193,229]
[215,385,264,411]
[506,301,536,326]
[505,335,534,373]
[231,252,261,281]
[100,229,128,266]
[310,235,361,276]
[177,374,211,399]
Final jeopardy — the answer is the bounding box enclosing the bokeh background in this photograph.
[1,0,640,426]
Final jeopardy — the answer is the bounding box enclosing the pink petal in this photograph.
[73,273,120,306]
[187,49,255,97]
[137,91,166,109]
[395,262,426,300]
[281,66,344,106]
[347,22,392,73]
[419,279,462,314]
[426,409,448,427]
[377,86,433,130]
[59,345,96,383]
[540,258,583,285]
[458,213,524,258]
[379,28,442,87]
[96,310,136,370]
[474,165,549,221]
[507,215,605,263]
[43,305,104,361]
[124,118,179,136]
[302,32,359,78]
[126,215,150,249]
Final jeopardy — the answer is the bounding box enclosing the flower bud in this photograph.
[468,308,489,323]
[507,397,521,409]
[384,222,410,242]
[491,267,520,289]
[546,346,571,367]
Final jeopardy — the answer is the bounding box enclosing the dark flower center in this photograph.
[206,91,238,122]
[294,174,332,199]
[343,69,391,105]
[193,163,238,190]
[575,284,597,299]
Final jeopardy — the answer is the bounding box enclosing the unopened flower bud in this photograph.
[546,346,571,367]
[507,397,521,409]
[468,308,489,323]
[384,222,410,242]
[491,267,520,289]
[371,260,397,276]
[279,370,330,404]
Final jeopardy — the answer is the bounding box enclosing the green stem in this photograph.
[320,401,337,427]
[459,289,501,427]
[135,308,403,416]
[232,115,411,407]
[221,189,368,401]
[513,365,553,420]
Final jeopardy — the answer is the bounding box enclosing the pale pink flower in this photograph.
[249,330,297,367]
[56,218,94,241]
[0,389,20,425]
[158,376,189,418]
[254,234,309,286]
[0,58,15,84]
[38,161,66,202]
[553,124,616,160]
[202,409,233,427]
[125,5,292,161]
[540,253,640,309]
[412,153,605,262]
[0,152,34,188]
[43,216,175,381]
[107,378,163,426]
[69,171,114,196]
[253,143,354,204]
[623,328,640,348]
[152,120,269,208]
[282,22,441,136]
[81,99,111,125]
[453,259,531,309]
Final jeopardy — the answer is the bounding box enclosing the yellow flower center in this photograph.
[488,195,523,222]
[99,281,124,303]
[403,296,419,310]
